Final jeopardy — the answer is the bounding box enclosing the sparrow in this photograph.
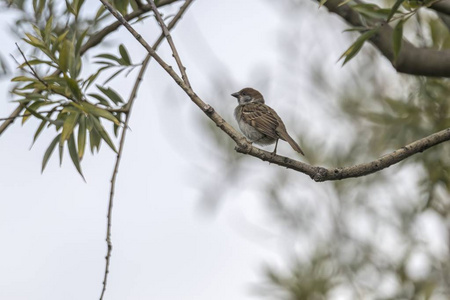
[231,87,305,156]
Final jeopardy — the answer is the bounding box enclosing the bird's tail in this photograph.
[282,133,305,156]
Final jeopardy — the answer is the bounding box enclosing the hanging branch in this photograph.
[99,1,194,299]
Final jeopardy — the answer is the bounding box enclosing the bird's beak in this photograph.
[231,92,239,98]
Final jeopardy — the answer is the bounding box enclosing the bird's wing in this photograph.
[241,103,280,140]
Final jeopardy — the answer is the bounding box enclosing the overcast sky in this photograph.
[0,1,357,299]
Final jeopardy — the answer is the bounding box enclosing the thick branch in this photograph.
[322,0,450,77]
[430,0,450,15]
[101,0,450,182]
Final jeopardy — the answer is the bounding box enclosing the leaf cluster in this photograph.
[8,1,143,179]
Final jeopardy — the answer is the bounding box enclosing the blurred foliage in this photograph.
[199,0,450,298]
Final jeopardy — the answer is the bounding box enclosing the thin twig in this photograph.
[0,109,61,121]
[99,2,194,299]
[15,43,48,87]
[101,0,450,182]
[147,0,191,87]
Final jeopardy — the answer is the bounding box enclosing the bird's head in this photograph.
[231,87,265,105]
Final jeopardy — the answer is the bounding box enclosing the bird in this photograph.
[231,87,305,156]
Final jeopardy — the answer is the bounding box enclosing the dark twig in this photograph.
[99,2,194,299]
[101,0,450,182]
[15,43,48,87]
[147,0,192,87]
[0,109,61,121]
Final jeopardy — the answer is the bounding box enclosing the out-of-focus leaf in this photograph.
[339,0,353,7]
[22,101,53,124]
[76,0,86,15]
[75,29,88,55]
[113,113,122,137]
[42,133,61,173]
[78,114,87,159]
[339,28,379,65]
[96,85,124,105]
[387,0,405,21]
[393,20,404,62]
[319,0,328,7]
[18,59,58,68]
[119,44,131,65]
[95,53,123,65]
[61,111,80,142]
[59,139,63,166]
[103,68,124,85]
[89,126,101,153]
[65,76,82,101]
[113,0,129,15]
[68,134,85,180]
[11,76,37,82]
[88,93,110,106]
[351,4,391,19]
[59,39,72,73]
[91,116,117,152]
[65,0,76,15]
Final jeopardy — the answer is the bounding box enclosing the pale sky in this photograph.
[0,0,419,299]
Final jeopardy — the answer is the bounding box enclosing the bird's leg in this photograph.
[272,139,279,155]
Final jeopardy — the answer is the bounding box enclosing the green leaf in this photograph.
[91,116,117,152]
[76,28,89,55]
[89,126,101,153]
[94,53,124,65]
[113,0,129,15]
[59,139,64,166]
[65,0,76,15]
[44,15,53,45]
[76,102,120,125]
[68,133,85,180]
[78,114,87,159]
[22,101,53,124]
[11,76,37,82]
[76,0,86,15]
[387,0,405,22]
[319,0,328,7]
[65,76,83,101]
[59,39,71,73]
[338,0,353,7]
[61,111,80,142]
[119,44,131,65]
[103,68,125,85]
[392,20,404,62]
[88,93,110,106]
[18,59,58,68]
[42,133,61,173]
[351,4,391,19]
[96,85,124,105]
[339,28,379,65]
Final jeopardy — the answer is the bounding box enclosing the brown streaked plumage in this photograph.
[231,87,305,156]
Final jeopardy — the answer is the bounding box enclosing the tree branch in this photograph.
[98,1,194,299]
[147,0,192,87]
[430,0,450,15]
[322,0,450,77]
[0,0,179,137]
[101,0,450,182]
